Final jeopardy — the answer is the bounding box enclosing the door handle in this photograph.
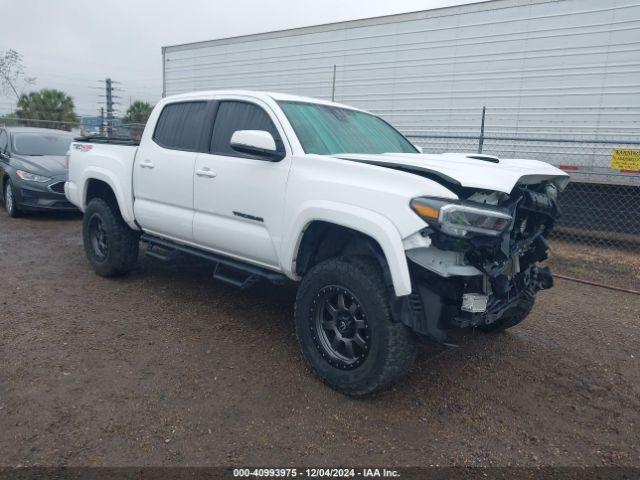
[196,168,217,178]
[140,160,155,169]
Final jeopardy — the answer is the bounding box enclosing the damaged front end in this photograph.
[395,182,561,343]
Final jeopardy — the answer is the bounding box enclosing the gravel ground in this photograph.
[1,212,639,467]
[548,240,640,292]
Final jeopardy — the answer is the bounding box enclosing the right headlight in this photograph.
[16,170,51,183]
[410,197,512,238]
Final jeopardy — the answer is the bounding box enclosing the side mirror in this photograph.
[230,130,284,161]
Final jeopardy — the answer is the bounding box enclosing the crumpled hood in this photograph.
[13,155,68,177]
[334,152,570,194]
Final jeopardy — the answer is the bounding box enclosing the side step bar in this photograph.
[140,234,287,289]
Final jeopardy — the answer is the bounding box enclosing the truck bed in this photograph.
[66,138,139,228]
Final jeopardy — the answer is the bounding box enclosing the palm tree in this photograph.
[123,101,153,139]
[123,100,153,125]
[16,89,77,131]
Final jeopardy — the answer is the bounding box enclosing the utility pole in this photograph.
[105,78,114,137]
[91,78,120,136]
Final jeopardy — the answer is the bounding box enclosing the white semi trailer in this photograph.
[162,0,640,188]
[162,0,640,241]
[160,0,640,245]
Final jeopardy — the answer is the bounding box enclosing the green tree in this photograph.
[123,100,153,139]
[123,100,153,125]
[16,88,77,131]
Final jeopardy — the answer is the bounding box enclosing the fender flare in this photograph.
[281,200,412,297]
[80,167,138,230]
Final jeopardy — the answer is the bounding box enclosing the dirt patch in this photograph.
[548,240,640,292]
[1,213,639,467]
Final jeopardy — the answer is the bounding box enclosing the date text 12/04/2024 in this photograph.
[232,468,400,478]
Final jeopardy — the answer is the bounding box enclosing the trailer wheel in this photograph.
[295,256,416,397]
[83,198,139,277]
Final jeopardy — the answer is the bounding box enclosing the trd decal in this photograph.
[73,144,93,152]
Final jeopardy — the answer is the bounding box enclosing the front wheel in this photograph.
[4,180,21,218]
[295,256,416,397]
[82,198,140,277]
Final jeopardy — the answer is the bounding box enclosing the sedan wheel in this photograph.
[4,181,20,218]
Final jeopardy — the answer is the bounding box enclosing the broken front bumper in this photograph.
[393,261,553,343]
[396,182,562,342]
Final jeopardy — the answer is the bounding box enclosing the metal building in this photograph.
[162,0,640,192]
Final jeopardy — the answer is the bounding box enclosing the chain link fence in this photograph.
[407,133,640,251]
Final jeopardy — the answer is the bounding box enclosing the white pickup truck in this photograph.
[66,90,568,396]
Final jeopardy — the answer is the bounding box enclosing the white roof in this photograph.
[162,90,368,113]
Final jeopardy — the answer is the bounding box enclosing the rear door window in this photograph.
[152,102,208,151]
[210,101,283,158]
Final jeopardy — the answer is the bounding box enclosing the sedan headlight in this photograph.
[16,170,51,183]
[410,197,512,238]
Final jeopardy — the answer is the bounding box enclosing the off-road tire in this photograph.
[295,256,416,397]
[83,198,139,277]
[478,296,535,332]
[3,180,21,218]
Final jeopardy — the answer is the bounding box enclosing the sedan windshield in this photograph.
[12,133,73,156]
[278,101,417,155]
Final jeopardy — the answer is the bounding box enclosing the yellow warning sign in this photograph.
[611,149,640,172]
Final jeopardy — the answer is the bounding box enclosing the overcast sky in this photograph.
[1,0,483,117]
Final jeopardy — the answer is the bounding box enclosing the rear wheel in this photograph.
[4,180,21,218]
[295,256,416,397]
[83,198,139,277]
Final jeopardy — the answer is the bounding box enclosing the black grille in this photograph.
[49,181,65,194]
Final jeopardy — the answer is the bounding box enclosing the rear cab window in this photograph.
[152,101,208,151]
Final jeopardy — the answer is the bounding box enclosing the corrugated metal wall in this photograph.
[163,0,640,161]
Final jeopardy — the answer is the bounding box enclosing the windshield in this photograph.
[278,101,417,155]
[12,133,73,156]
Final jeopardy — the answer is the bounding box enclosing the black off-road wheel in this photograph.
[83,198,140,277]
[477,296,535,333]
[4,180,21,218]
[295,256,416,397]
